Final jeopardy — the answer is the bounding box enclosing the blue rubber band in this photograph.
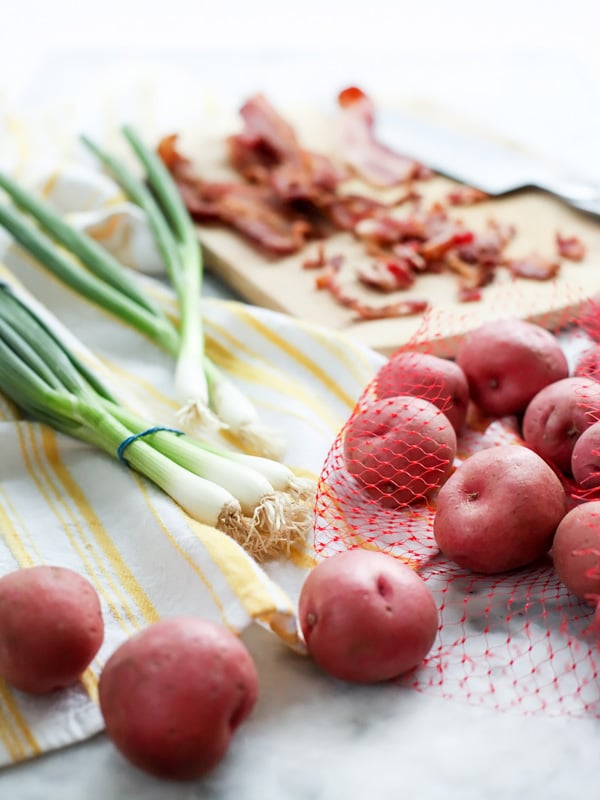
[117,426,184,464]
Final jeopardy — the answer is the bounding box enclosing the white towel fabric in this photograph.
[0,107,383,764]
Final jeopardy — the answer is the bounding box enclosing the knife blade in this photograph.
[376,108,600,217]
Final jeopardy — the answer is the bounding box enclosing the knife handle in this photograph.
[535,176,600,218]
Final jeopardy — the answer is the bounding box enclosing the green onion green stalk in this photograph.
[0,279,313,560]
[0,128,285,459]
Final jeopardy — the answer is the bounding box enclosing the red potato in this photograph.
[552,501,600,604]
[374,351,469,432]
[433,445,567,574]
[343,395,457,508]
[299,550,439,683]
[455,318,569,417]
[522,377,600,474]
[574,345,600,381]
[99,617,258,781]
[0,565,104,694]
[572,422,600,488]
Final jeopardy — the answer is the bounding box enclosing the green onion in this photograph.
[0,131,285,458]
[0,278,313,559]
[81,129,209,431]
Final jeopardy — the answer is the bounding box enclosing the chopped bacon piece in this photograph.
[556,233,586,262]
[391,243,426,271]
[351,298,429,321]
[507,254,560,281]
[459,287,484,302]
[357,258,416,292]
[445,251,496,298]
[354,213,427,245]
[455,220,516,266]
[157,133,189,173]
[337,86,432,187]
[421,230,475,261]
[302,244,328,269]
[315,256,428,320]
[446,187,490,206]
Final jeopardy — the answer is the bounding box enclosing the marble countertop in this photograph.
[2,619,599,800]
[3,7,600,795]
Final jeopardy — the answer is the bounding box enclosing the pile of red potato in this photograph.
[3,316,600,781]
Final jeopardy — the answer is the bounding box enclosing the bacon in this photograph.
[336,86,432,187]
[455,220,516,266]
[315,256,428,320]
[556,233,586,262]
[357,258,416,292]
[446,187,490,206]
[445,251,496,296]
[302,244,328,269]
[158,134,314,254]
[228,94,343,204]
[507,254,560,281]
[420,230,474,261]
[323,194,395,231]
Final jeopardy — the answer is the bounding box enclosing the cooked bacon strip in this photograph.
[158,135,311,255]
[556,233,586,262]
[337,86,432,187]
[455,220,516,266]
[507,254,560,281]
[446,187,490,206]
[323,194,396,231]
[228,94,343,204]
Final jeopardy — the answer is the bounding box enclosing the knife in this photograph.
[376,108,600,217]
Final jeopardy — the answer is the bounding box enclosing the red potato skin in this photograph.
[99,617,258,781]
[455,318,569,417]
[574,345,600,381]
[0,566,104,694]
[552,501,600,604]
[343,395,457,508]
[374,351,470,433]
[522,377,600,474]
[299,550,439,683]
[572,422,600,488]
[433,445,567,574]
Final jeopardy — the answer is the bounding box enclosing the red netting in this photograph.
[314,286,600,716]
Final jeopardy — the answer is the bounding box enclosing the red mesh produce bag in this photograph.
[314,287,600,716]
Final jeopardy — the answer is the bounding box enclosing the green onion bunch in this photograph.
[0,279,313,560]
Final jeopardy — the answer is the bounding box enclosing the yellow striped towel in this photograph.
[0,170,383,765]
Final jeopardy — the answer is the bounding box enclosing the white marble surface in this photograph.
[2,619,600,800]
[3,3,600,796]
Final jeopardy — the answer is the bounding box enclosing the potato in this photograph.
[572,422,600,488]
[299,550,438,683]
[99,617,258,781]
[343,395,457,508]
[552,501,600,604]
[522,377,600,474]
[455,318,568,417]
[374,351,469,432]
[0,565,104,694]
[574,345,600,381]
[433,445,567,573]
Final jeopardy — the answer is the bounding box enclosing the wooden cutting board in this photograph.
[181,102,600,357]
